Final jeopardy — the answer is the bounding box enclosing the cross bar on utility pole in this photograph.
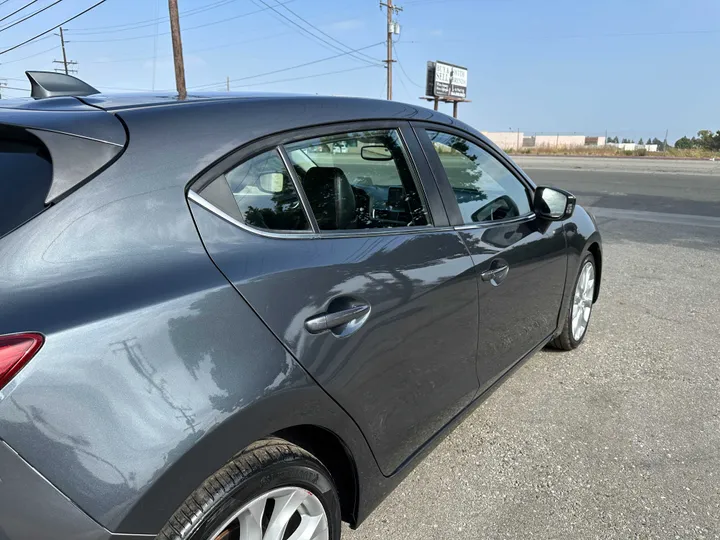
[53,27,78,75]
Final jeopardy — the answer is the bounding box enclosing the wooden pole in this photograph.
[168,0,187,100]
[59,27,69,75]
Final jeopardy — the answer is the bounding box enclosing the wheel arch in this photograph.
[587,240,602,302]
[273,424,359,526]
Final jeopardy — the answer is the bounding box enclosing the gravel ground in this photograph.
[344,216,720,539]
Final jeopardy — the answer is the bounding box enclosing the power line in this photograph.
[229,64,381,89]
[0,43,55,63]
[250,0,381,66]
[84,31,294,64]
[0,0,64,33]
[393,43,421,87]
[412,28,720,45]
[272,0,380,64]
[0,32,52,51]
[66,0,246,35]
[0,0,39,24]
[191,42,384,89]
[68,1,298,42]
[0,0,109,55]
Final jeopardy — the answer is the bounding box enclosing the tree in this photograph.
[651,137,664,150]
[638,138,644,145]
[696,130,720,151]
[675,136,694,149]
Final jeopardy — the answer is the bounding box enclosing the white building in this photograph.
[607,143,659,152]
[481,131,607,150]
[481,131,524,150]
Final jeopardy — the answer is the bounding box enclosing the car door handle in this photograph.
[305,303,370,334]
[481,263,510,285]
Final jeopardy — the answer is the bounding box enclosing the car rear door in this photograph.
[413,124,568,393]
[188,121,480,475]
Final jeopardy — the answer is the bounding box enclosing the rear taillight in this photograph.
[0,333,44,390]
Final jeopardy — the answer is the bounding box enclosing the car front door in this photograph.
[188,122,480,475]
[414,125,568,393]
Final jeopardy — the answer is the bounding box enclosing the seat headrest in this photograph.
[303,167,356,230]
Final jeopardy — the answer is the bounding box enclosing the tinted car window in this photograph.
[284,129,429,231]
[222,149,310,231]
[426,130,531,224]
[0,135,52,238]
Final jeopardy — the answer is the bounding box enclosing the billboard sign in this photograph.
[426,60,468,99]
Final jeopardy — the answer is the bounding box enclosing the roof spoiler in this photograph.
[26,70,100,99]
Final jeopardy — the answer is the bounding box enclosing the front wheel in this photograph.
[550,253,596,350]
[158,438,341,540]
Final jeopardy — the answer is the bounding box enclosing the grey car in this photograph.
[0,72,602,540]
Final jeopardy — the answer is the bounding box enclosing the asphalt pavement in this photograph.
[344,157,720,539]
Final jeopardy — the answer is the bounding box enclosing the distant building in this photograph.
[481,131,524,150]
[607,143,658,152]
[481,131,607,150]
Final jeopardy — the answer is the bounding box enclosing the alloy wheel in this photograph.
[571,261,595,341]
[208,486,329,540]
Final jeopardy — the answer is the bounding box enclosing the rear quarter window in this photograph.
[0,129,52,238]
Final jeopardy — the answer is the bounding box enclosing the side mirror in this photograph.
[361,145,393,161]
[257,172,285,194]
[534,186,576,220]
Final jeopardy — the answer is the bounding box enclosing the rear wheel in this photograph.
[550,253,596,350]
[158,438,341,540]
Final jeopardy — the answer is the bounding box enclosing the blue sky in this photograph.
[0,0,718,142]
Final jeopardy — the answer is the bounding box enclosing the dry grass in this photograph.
[505,145,720,159]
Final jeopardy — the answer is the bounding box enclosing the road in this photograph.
[344,157,720,539]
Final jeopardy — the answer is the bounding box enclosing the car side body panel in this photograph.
[0,440,154,540]
[188,200,480,476]
[0,101,385,534]
[0,96,602,536]
[0,98,470,535]
[555,205,603,332]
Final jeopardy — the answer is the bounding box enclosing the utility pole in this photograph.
[0,80,6,99]
[380,0,402,100]
[59,27,68,74]
[663,128,669,153]
[53,27,78,75]
[168,0,187,100]
[226,76,230,92]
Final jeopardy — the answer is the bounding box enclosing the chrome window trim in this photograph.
[189,190,454,240]
[453,212,537,231]
[188,190,316,239]
[277,144,319,233]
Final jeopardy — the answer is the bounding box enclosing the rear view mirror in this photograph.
[257,172,285,194]
[534,186,576,220]
[361,145,393,161]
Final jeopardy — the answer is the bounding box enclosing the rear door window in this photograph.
[221,149,310,232]
[0,132,52,238]
[284,129,430,230]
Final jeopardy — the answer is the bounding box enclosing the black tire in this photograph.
[158,438,341,540]
[549,252,596,351]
